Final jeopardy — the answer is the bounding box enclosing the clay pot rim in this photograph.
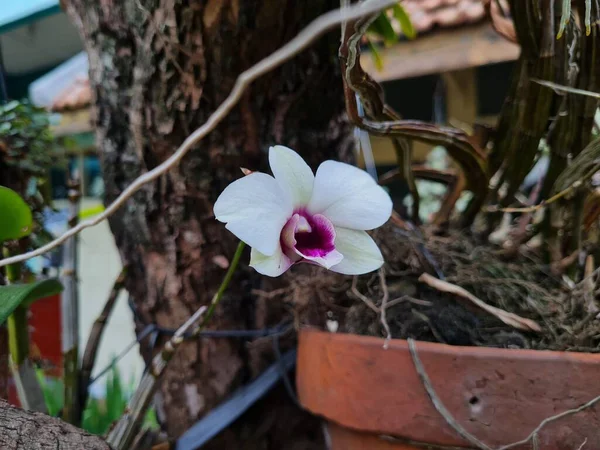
[299,326,598,361]
[296,327,600,448]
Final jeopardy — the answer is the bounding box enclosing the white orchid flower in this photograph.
[214,145,392,277]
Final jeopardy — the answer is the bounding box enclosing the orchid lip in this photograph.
[281,210,343,268]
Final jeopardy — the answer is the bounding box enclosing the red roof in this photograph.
[51,77,91,112]
[398,0,486,35]
[49,1,495,112]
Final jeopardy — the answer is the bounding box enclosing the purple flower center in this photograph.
[280,211,342,268]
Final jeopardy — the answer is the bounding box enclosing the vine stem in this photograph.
[199,241,246,330]
[107,240,245,450]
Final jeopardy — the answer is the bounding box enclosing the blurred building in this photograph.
[362,0,520,166]
[0,1,142,387]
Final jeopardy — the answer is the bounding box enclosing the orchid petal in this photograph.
[250,245,293,277]
[329,227,384,275]
[269,145,315,207]
[214,173,292,256]
[307,161,392,230]
[292,214,343,268]
[300,248,344,269]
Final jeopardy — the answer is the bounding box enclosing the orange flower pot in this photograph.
[297,328,600,449]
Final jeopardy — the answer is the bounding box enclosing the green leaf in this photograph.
[36,368,64,417]
[393,4,416,39]
[368,12,397,46]
[367,40,385,71]
[0,186,33,242]
[0,279,63,325]
[106,364,125,422]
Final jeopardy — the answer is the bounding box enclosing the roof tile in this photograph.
[51,77,91,112]
[399,0,486,34]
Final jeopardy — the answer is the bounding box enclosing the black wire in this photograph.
[89,322,294,386]
[88,324,157,385]
[119,294,299,409]
[154,322,292,339]
[271,334,299,407]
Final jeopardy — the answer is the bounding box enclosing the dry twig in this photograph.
[351,276,379,313]
[409,338,600,450]
[379,269,391,347]
[418,273,542,332]
[497,393,600,449]
[486,180,583,214]
[584,255,599,314]
[79,266,128,413]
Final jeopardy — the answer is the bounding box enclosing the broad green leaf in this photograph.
[393,4,416,39]
[0,186,33,242]
[368,12,397,46]
[0,279,63,325]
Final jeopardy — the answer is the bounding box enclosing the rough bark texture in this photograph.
[0,399,111,449]
[62,0,350,447]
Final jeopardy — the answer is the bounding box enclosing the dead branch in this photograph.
[418,273,542,332]
[79,266,128,414]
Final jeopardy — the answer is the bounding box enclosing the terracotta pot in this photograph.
[297,328,600,450]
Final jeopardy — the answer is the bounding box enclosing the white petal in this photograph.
[299,248,344,270]
[250,245,293,277]
[307,161,392,230]
[269,145,314,207]
[214,173,292,256]
[329,227,384,275]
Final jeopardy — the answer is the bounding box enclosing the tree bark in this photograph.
[62,0,351,446]
[0,399,111,449]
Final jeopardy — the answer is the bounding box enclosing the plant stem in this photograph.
[3,246,27,365]
[61,180,81,425]
[107,240,245,450]
[7,307,27,366]
[3,247,21,283]
[199,241,246,329]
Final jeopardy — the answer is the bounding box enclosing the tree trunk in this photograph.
[63,0,351,446]
[0,399,111,449]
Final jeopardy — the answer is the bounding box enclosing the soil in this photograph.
[255,222,600,353]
